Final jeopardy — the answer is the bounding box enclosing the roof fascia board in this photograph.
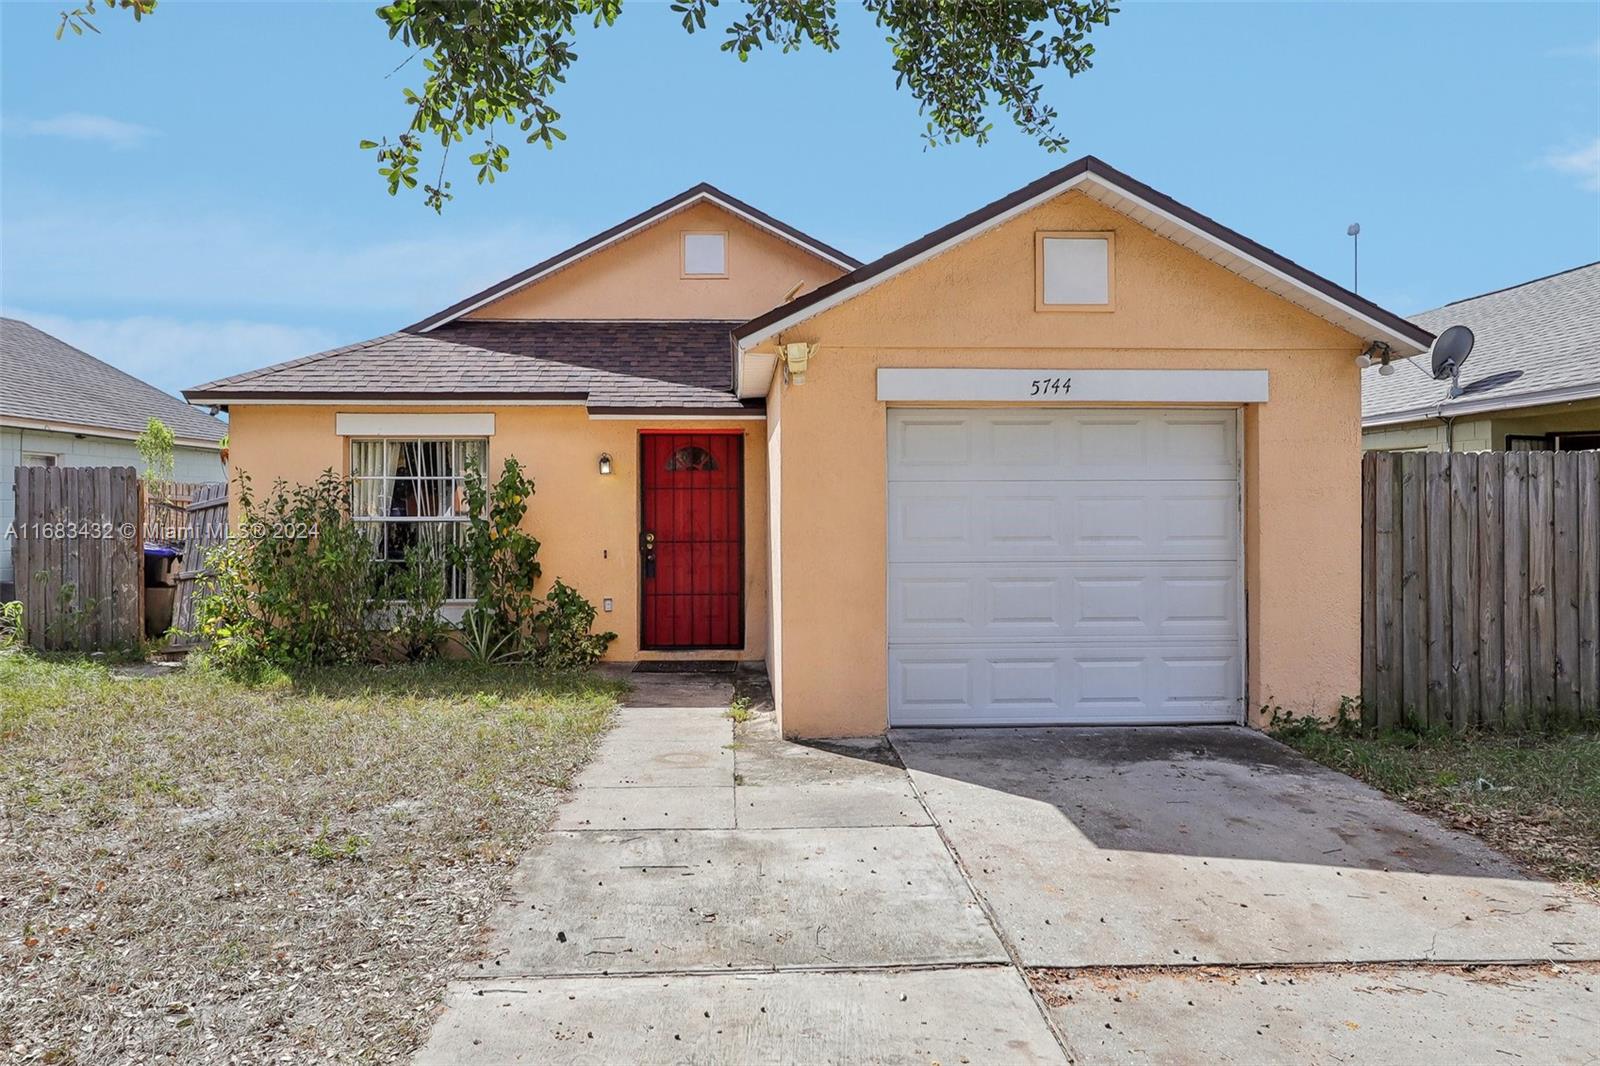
[736,166,1432,356]
[1362,381,1600,427]
[183,397,589,407]
[415,191,857,334]
[1,414,222,449]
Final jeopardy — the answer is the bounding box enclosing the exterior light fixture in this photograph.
[780,342,817,385]
[598,453,613,475]
[1356,340,1395,374]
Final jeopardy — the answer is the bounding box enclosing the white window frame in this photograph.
[349,436,487,603]
[682,231,729,278]
[21,452,60,467]
[1036,230,1115,311]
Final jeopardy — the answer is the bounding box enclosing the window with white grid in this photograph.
[350,438,487,600]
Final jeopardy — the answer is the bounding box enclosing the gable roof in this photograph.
[184,320,757,415]
[733,156,1435,359]
[1362,261,1600,426]
[409,183,861,333]
[2,317,227,445]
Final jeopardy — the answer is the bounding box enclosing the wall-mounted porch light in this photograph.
[598,452,613,475]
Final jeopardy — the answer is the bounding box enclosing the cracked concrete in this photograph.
[416,674,1600,1063]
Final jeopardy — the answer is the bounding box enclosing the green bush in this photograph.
[0,600,24,648]
[536,578,616,669]
[451,456,542,662]
[377,542,450,660]
[197,471,379,675]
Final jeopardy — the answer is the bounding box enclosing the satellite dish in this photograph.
[1431,324,1475,382]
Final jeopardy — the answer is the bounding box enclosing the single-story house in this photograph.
[2,317,227,599]
[1362,261,1599,452]
[185,157,1433,737]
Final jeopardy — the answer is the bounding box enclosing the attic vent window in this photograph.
[683,232,727,277]
[1038,232,1113,309]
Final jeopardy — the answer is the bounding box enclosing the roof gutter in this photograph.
[1362,381,1600,428]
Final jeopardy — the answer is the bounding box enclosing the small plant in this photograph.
[726,696,752,724]
[37,575,100,650]
[136,416,176,501]
[534,578,616,669]
[377,542,449,661]
[0,600,24,648]
[306,821,367,865]
[459,604,526,665]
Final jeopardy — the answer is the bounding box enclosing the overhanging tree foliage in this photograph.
[59,0,1117,212]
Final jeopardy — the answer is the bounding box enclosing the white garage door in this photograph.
[887,408,1243,726]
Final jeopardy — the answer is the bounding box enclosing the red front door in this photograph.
[640,431,744,649]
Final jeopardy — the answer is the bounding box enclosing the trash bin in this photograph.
[144,543,180,636]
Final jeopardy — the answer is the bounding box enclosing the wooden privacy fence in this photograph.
[1362,450,1600,730]
[170,482,230,648]
[12,465,144,651]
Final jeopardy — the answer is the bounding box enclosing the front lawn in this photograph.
[1273,724,1600,892]
[0,652,623,1064]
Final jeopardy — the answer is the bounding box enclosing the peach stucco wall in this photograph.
[760,189,1366,737]
[225,404,769,662]
[465,201,844,322]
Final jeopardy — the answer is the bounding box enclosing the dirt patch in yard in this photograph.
[1030,961,1600,1006]
[0,652,623,1063]
[1272,727,1600,896]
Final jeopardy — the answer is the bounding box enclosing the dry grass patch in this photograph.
[1274,725,1600,893]
[0,652,622,1063]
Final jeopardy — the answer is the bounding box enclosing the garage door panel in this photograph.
[887,408,1242,727]
[890,409,1237,482]
[890,482,1239,563]
[890,562,1240,643]
[889,644,1242,726]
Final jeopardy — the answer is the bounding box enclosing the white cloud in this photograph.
[3,310,341,398]
[10,112,157,149]
[1544,137,1600,193]
[0,203,576,319]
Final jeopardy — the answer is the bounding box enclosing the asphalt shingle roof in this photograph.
[185,320,751,411]
[1362,262,1600,423]
[2,317,227,442]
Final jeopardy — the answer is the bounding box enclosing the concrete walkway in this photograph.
[416,674,1600,1065]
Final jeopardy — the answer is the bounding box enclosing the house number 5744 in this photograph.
[1029,377,1073,396]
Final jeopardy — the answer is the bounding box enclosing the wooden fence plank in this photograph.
[1579,450,1600,723]
[1425,453,1453,728]
[111,468,140,649]
[1371,451,1401,728]
[15,468,34,645]
[1477,452,1505,727]
[73,470,93,650]
[1527,451,1556,727]
[1449,452,1479,730]
[1361,452,1378,723]
[1552,453,1581,724]
[1400,454,1429,726]
[1502,453,1529,728]
[96,466,115,647]
[46,465,64,651]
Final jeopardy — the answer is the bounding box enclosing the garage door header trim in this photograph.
[876,368,1269,404]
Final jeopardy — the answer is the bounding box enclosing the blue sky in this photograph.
[3,1,1597,399]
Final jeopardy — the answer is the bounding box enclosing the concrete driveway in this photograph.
[417,675,1600,1064]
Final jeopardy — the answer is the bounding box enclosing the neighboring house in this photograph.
[1362,262,1600,452]
[186,158,1432,737]
[2,317,227,598]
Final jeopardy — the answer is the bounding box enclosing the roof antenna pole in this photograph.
[1346,223,1360,293]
